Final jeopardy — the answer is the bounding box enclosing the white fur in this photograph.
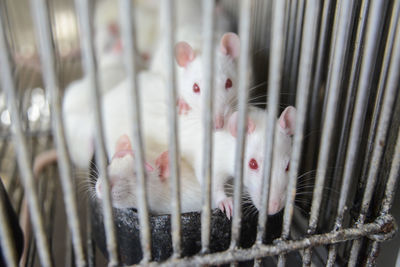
[95,152,207,214]
[149,0,235,124]
[187,107,294,215]
[94,0,160,63]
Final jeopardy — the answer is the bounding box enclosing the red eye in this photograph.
[193,83,200,94]
[225,78,232,90]
[285,162,290,172]
[249,158,258,170]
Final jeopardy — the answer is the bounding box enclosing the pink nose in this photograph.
[214,115,224,129]
[96,179,114,199]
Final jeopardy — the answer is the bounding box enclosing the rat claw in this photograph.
[218,197,233,220]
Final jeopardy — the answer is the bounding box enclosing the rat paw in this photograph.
[177,98,191,115]
[218,197,233,220]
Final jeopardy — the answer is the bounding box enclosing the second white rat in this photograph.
[95,134,207,214]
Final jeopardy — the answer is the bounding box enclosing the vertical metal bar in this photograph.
[161,0,182,258]
[366,124,400,265]
[304,0,335,199]
[288,0,305,105]
[29,1,86,266]
[379,129,400,216]
[255,0,286,245]
[230,0,252,249]
[365,241,380,267]
[348,3,400,264]
[277,0,320,266]
[0,7,53,267]
[303,1,362,266]
[74,0,118,265]
[0,185,18,267]
[327,0,387,265]
[86,199,95,267]
[325,0,370,226]
[119,0,152,262]
[201,0,215,254]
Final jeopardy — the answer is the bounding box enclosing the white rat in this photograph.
[95,134,207,214]
[150,0,237,129]
[179,106,297,218]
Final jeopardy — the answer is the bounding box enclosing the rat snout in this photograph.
[95,178,115,199]
[268,199,283,215]
[214,115,224,129]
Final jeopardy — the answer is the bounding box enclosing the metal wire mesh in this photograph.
[0,0,398,266]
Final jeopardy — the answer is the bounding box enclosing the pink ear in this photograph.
[155,151,170,182]
[278,106,297,135]
[115,134,132,152]
[112,135,134,159]
[228,112,256,138]
[175,42,195,67]
[220,32,240,59]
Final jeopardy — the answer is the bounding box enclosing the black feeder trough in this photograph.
[90,198,283,265]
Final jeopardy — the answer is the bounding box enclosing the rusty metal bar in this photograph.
[255,0,286,245]
[29,0,86,266]
[348,2,400,264]
[143,215,395,267]
[0,7,53,267]
[73,0,118,265]
[277,0,320,266]
[200,0,215,254]
[327,0,387,265]
[161,0,182,258]
[119,0,152,262]
[230,0,252,249]
[366,122,400,264]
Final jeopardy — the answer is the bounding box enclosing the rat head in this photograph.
[175,32,240,129]
[95,135,155,209]
[228,106,296,215]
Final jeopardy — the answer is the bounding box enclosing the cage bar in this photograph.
[0,184,18,266]
[277,0,320,266]
[288,0,305,105]
[304,0,335,187]
[73,0,118,265]
[142,214,394,267]
[29,0,86,266]
[348,2,400,263]
[230,0,252,248]
[325,0,370,228]
[366,118,400,264]
[255,0,286,245]
[0,6,53,267]
[200,0,215,254]
[302,0,361,265]
[161,0,182,258]
[119,0,152,262]
[327,0,388,265]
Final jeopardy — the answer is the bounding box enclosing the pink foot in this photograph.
[177,97,191,115]
[218,197,233,220]
[155,151,170,182]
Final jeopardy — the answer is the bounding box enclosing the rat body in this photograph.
[95,135,207,214]
[180,106,296,217]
